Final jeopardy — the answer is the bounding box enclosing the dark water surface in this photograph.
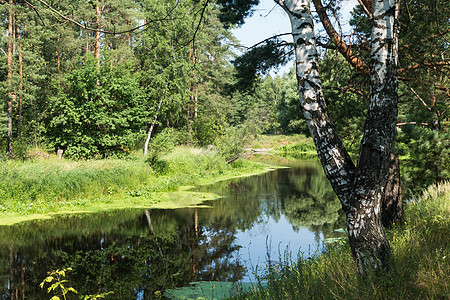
[0,156,345,299]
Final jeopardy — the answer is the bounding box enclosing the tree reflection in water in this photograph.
[0,157,345,299]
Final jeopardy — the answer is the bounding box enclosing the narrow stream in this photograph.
[0,156,345,299]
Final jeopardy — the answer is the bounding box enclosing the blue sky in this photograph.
[231,0,357,74]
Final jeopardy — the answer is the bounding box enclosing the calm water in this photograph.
[0,156,345,299]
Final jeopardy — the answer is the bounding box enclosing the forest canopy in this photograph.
[0,0,447,191]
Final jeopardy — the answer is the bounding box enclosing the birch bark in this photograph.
[275,0,399,274]
[348,0,399,273]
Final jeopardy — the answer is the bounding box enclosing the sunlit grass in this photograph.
[247,134,313,150]
[238,182,449,299]
[0,147,271,223]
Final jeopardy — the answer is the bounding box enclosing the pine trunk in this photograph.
[6,0,14,157]
[17,25,23,140]
[95,3,101,68]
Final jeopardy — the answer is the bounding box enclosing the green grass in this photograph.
[247,134,313,150]
[238,182,449,299]
[0,146,272,225]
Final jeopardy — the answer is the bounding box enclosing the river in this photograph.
[0,156,345,299]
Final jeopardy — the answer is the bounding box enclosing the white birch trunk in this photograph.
[347,0,399,274]
[275,0,355,209]
[143,97,164,156]
[275,0,399,274]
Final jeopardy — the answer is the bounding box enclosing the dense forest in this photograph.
[0,0,448,188]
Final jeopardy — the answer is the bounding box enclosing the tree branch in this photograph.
[185,0,210,48]
[34,0,179,35]
[312,0,370,75]
[408,86,432,111]
[357,0,373,18]
[396,122,429,127]
[248,32,292,49]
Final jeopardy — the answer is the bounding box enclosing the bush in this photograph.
[47,55,146,159]
[403,126,450,189]
[214,125,255,162]
[145,128,181,166]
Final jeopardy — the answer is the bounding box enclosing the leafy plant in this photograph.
[40,267,114,300]
[40,268,78,300]
[214,125,255,162]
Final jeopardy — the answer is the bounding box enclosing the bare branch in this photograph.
[34,0,179,35]
[408,86,432,111]
[396,122,430,127]
[357,0,373,18]
[186,0,210,49]
[248,32,292,49]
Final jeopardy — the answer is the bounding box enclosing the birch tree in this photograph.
[273,0,399,274]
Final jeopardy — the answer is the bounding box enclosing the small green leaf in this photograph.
[67,287,78,294]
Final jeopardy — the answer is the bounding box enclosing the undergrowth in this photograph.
[238,182,449,299]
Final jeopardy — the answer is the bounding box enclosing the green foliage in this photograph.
[47,55,145,159]
[273,69,308,135]
[40,268,78,300]
[320,50,367,152]
[40,267,114,300]
[145,128,185,166]
[214,125,256,162]
[274,141,316,155]
[401,126,450,189]
[154,147,227,178]
[194,114,224,146]
[214,0,259,28]
[233,39,291,91]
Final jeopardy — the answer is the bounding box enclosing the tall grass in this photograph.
[248,134,312,150]
[0,158,153,214]
[0,147,268,217]
[239,182,449,299]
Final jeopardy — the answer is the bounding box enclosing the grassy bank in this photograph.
[0,146,273,225]
[246,134,317,158]
[238,182,449,299]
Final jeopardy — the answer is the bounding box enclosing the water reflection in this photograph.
[0,157,345,299]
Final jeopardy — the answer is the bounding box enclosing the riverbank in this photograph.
[237,181,449,299]
[0,146,276,225]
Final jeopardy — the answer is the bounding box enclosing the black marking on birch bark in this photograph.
[373,5,396,20]
[296,22,314,31]
[296,37,313,46]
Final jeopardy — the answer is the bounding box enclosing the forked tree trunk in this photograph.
[276,0,399,275]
